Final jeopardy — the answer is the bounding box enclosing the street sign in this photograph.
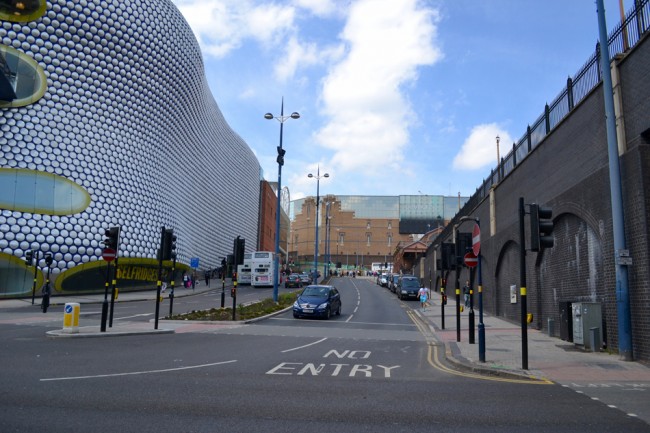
[102,247,116,262]
[190,257,199,268]
[464,252,478,268]
[472,223,481,256]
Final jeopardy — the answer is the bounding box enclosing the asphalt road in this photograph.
[1,277,648,432]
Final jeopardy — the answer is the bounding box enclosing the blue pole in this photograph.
[596,0,632,360]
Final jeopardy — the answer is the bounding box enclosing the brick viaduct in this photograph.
[419,31,650,362]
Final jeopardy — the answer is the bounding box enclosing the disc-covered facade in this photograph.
[0,0,261,296]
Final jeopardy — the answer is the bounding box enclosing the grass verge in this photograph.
[164,290,299,321]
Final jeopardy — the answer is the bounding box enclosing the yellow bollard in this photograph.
[62,302,80,334]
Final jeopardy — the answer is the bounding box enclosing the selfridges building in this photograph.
[0,0,261,297]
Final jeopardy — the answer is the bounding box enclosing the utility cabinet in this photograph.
[572,302,602,350]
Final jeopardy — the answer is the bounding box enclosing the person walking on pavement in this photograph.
[463,280,470,309]
[418,286,429,311]
[204,270,210,287]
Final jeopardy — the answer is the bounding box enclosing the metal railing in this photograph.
[470,0,649,206]
[428,0,650,247]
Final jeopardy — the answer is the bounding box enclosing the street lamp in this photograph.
[265,99,300,302]
[496,135,501,167]
[324,201,332,278]
[308,166,328,283]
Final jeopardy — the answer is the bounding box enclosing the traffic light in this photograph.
[44,252,53,266]
[276,146,286,166]
[233,236,245,266]
[457,232,472,265]
[530,204,554,251]
[161,228,177,260]
[103,226,120,250]
[441,243,455,270]
[25,250,33,266]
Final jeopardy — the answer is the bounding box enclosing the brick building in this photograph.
[289,194,467,273]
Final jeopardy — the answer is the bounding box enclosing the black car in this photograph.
[285,274,302,288]
[293,285,342,319]
[396,275,420,300]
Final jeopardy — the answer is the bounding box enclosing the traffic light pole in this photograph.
[440,271,448,330]
[169,255,176,316]
[30,250,39,305]
[468,266,476,344]
[100,260,110,332]
[109,257,118,328]
[154,226,165,330]
[519,197,528,370]
[454,228,461,342]
[477,219,486,362]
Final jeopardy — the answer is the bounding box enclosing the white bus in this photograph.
[237,263,252,285]
[251,251,275,288]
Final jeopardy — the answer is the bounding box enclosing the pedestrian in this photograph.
[463,280,470,309]
[418,286,429,311]
[191,272,197,290]
[182,272,189,288]
[41,282,51,313]
[204,270,210,287]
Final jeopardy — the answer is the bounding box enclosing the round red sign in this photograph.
[464,252,478,268]
[472,223,481,256]
[102,248,117,262]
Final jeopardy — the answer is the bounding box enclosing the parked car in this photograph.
[380,274,388,287]
[396,275,420,300]
[293,285,342,319]
[285,274,302,288]
[388,274,400,292]
[298,273,312,285]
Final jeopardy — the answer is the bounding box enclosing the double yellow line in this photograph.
[407,310,552,385]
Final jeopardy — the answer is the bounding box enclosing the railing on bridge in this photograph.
[464,0,649,219]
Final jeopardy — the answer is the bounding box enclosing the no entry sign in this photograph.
[472,223,481,256]
[464,252,478,268]
[102,248,116,262]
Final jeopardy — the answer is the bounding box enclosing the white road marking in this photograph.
[40,360,237,382]
[281,338,328,353]
[114,313,154,320]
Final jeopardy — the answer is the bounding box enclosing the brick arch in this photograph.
[532,211,606,339]
[494,240,520,321]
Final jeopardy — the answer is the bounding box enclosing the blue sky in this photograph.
[170,0,628,200]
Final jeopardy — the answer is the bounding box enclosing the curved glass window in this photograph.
[0,44,47,108]
[0,0,46,22]
[0,168,92,215]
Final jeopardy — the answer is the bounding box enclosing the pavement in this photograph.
[414,293,650,386]
[3,278,650,386]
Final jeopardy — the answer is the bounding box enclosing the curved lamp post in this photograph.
[308,167,328,284]
[265,99,299,302]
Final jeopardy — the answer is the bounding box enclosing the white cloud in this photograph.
[452,123,512,170]
[274,36,319,81]
[314,0,442,176]
[293,0,339,17]
[171,0,296,58]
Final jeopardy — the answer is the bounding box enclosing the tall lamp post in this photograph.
[324,201,332,278]
[265,99,300,302]
[308,166,328,284]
